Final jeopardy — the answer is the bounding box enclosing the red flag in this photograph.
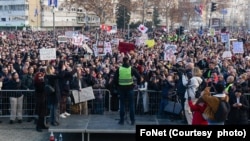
[118,42,135,53]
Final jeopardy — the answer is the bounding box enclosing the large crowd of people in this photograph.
[0,27,249,131]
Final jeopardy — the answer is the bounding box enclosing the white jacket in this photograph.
[182,75,202,99]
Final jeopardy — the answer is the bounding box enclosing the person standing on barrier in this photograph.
[7,72,23,124]
[21,66,35,122]
[113,56,141,125]
[34,70,48,132]
[45,65,60,126]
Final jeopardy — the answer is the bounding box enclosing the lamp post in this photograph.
[52,6,55,44]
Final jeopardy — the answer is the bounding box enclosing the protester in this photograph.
[21,66,35,122]
[34,70,48,132]
[71,65,89,115]
[182,67,203,125]
[201,83,229,125]
[45,65,60,126]
[227,86,249,125]
[7,72,23,124]
[188,96,208,125]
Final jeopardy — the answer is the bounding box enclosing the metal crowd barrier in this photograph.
[0,89,112,118]
[134,90,162,115]
[2,89,248,119]
[0,90,36,118]
[84,89,111,115]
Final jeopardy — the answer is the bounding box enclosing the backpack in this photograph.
[214,98,230,122]
[195,77,207,98]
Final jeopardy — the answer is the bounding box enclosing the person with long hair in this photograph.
[182,67,203,125]
[34,68,49,132]
[45,65,60,126]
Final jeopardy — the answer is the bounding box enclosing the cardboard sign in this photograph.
[39,48,56,60]
[71,87,95,104]
[222,51,232,58]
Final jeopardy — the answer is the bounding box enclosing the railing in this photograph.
[0,89,112,118]
[0,89,249,120]
[0,90,36,118]
[134,90,162,115]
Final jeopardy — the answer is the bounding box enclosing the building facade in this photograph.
[0,0,100,30]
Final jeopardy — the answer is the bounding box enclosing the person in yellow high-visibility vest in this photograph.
[113,57,141,125]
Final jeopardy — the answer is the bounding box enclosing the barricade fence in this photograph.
[0,89,249,119]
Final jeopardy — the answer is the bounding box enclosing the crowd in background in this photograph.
[0,28,249,129]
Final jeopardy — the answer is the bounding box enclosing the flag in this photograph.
[194,5,202,16]
[48,0,58,7]
[34,8,38,17]
[137,24,148,34]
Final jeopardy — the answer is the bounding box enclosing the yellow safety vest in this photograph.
[118,66,133,85]
[224,83,233,93]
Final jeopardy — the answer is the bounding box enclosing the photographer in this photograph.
[158,73,175,117]
[174,59,187,123]
[182,67,203,125]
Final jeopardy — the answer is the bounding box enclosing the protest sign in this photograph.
[39,48,56,60]
[71,87,95,104]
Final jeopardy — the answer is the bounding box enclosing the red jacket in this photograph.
[188,100,208,125]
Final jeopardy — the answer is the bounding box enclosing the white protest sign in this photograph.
[233,42,244,54]
[222,51,232,58]
[104,42,112,55]
[72,34,83,46]
[111,38,119,45]
[71,87,95,104]
[221,33,229,43]
[65,31,79,38]
[58,36,68,43]
[164,44,177,61]
[39,48,56,60]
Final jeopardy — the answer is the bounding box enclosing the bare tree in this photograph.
[65,0,114,24]
[151,0,178,28]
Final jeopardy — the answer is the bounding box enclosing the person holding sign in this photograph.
[70,64,89,115]
[113,57,141,125]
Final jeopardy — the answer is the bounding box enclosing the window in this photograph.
[1,18,6,21]
[58,7,63,11]
[71,7,76,12]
